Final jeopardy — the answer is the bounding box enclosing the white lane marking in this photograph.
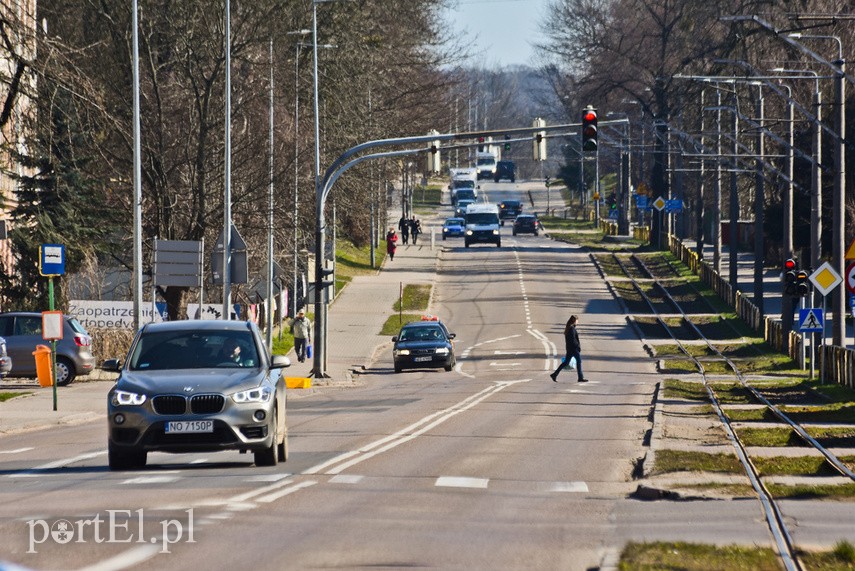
[493,350,524,355]
[122,475,181,485]
[248,473,292,482]
[227,502,258,511]
[528,328,558,371]
[435,476,489,489]
[256,480,317,503]
[330,474,364,484]
[456,334,522,378]
[189,459,208,464]
[7,450,106,477]
[551,481,589,493]
[490,362,521,367]
[0,447,34,454]
[305,381,529,476]
[76,544,161,571]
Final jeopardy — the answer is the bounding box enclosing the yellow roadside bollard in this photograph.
[33,344,54,387]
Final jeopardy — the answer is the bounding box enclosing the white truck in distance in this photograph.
[449,167,478,204]
[475,151,498,180]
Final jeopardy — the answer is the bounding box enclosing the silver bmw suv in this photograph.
[104,320,291,470]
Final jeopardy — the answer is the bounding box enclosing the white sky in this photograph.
[444,0,552,68]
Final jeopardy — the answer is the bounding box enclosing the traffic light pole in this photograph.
[310,125,582,378]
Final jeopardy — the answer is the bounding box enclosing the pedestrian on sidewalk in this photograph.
[290,310,313,363]
[399,215,410,244]
[550,315,588,383]
[386,227,398,261]
[411,217,422,244]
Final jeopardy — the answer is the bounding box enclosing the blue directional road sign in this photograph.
[798,308,824,332]
[635,195,649,210]
[664,199,683,213]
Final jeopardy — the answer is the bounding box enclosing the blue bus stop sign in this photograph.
[39,244,66,276]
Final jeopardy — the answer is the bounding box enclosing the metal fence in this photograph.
[667,235,852,388]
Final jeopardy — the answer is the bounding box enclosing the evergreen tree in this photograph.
[0,85,121,310]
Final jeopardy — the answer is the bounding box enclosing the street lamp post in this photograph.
[222,0,233,320]
[773,69,822,274]
[266,38,274,350]
[311,0,341,378]
[793,35,846,347]
[287,29,310,322]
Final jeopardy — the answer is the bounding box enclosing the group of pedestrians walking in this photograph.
[386,215,422,261]
[397,215,422,245]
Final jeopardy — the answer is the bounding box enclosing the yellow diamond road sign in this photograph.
[652,196,666,211]
[809,261,842,297]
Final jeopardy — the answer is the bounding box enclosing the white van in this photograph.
[464,203,501,248]
[475,152,498,180]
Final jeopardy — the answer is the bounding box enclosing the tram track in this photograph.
[598,251,855,571]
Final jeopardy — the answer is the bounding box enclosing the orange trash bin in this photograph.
[32,344,54,387]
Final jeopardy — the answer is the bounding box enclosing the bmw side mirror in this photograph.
[448,333,456,339]
[102,358,122,371]
[271,355,291,369]
[392,336,398,342]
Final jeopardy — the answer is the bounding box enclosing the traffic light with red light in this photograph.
[783,258,797,296]
[582,106,598,152]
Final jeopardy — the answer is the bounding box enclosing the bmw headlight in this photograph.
[434,347,450,355]
[112,390,147,406]
[395,349,411,356]
[466,230,473,236]
[492,229,499,235]
[231,387,272,403]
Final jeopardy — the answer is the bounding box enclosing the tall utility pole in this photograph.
[753,84,765,318]
[832,55,846,346]
[729,91,739,289]
[131,0,143,329]
[222,0,232,319]
[266,39,274,349]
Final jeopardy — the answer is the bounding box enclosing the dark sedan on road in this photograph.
[105,320,291,470]
[392,320,456,373]
[499,200,523,225]
[513,214,541,236]
[442,217,466,240]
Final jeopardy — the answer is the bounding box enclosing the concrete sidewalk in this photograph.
[282,233,443,384]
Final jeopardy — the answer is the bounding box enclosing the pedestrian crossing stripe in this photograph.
[799,308,824,332]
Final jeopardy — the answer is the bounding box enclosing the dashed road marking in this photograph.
[7,450,106,478]
[0,447,34,454]
[122,475,181,485]
[435,476,489,489]
[330,474,364,484]
[550,481,589,493]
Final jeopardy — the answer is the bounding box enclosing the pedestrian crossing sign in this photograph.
[798,308,823,332]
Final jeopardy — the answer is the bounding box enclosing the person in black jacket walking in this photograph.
[550,315,588,382]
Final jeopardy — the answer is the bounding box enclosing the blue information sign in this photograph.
[664,199,684,213]
[39,244,66,276]
[798,308,823,332]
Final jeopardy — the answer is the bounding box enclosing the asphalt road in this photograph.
[0,181,783,571]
